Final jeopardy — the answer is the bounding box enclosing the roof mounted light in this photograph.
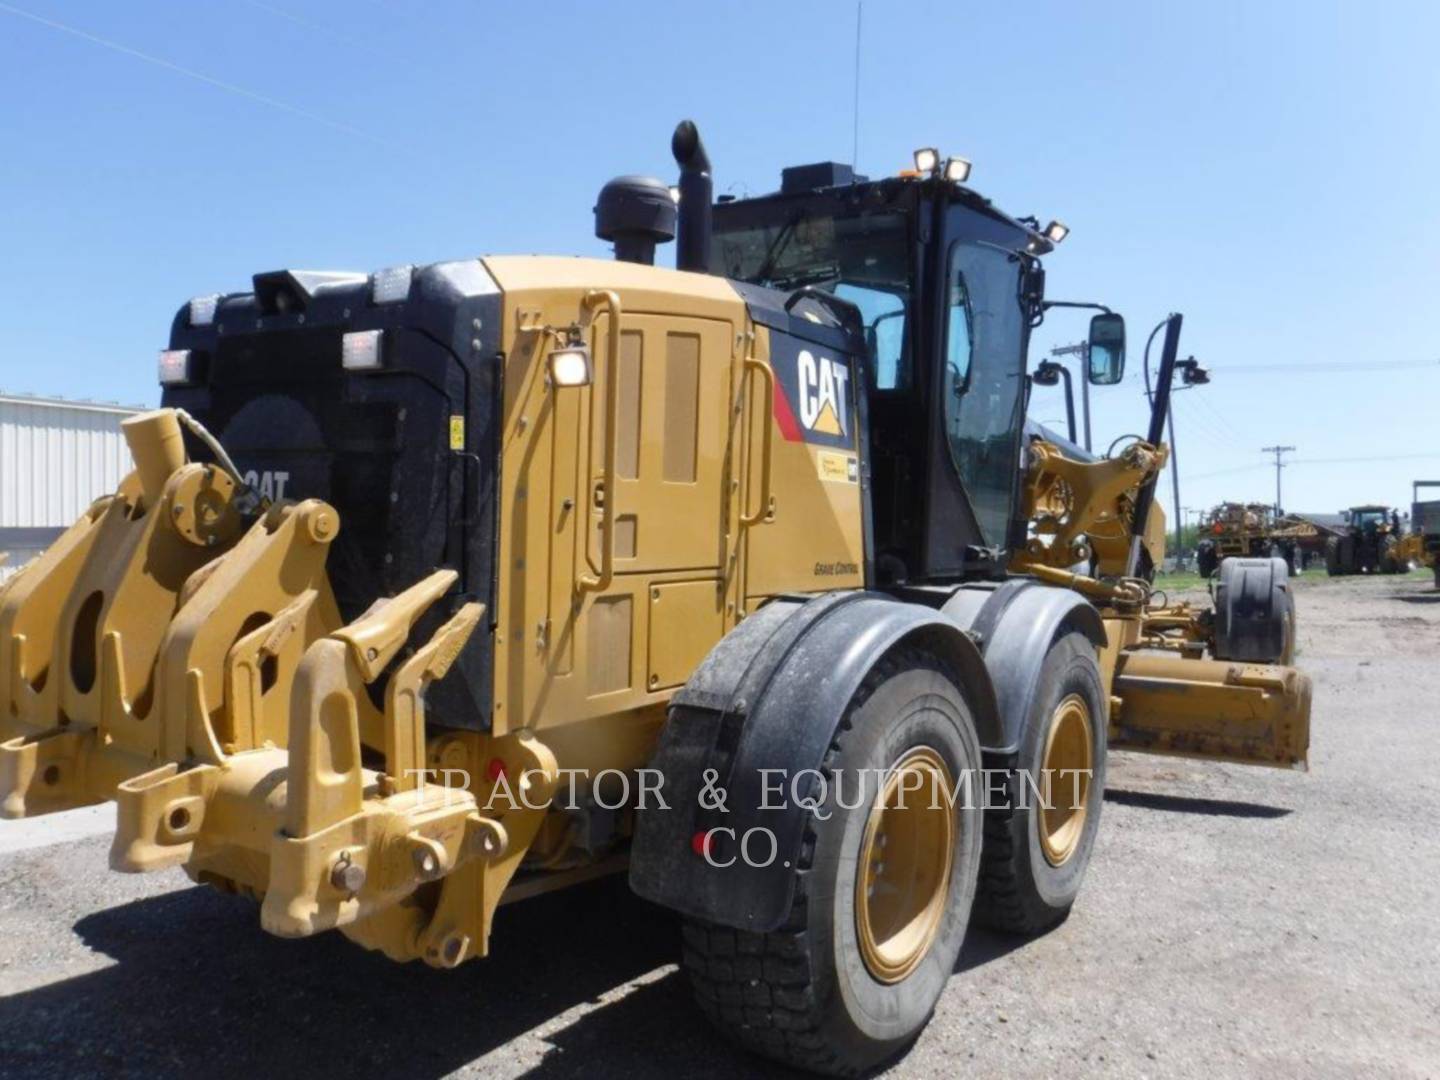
[1043,220,1070,244]
[158,349,196,387]
[188,294,221,327]
[370,264,413,305]
[912,147,940,175]
[342,329,385,371]
[943,157,972,183]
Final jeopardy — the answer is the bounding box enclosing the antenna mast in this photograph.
[852,2,863,168]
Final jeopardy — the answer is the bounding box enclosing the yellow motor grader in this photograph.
[0,122,1310,1075]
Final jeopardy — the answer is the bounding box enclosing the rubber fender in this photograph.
[629,591,996,931]
[1213,556,1293,664]
[941,579,1107,755]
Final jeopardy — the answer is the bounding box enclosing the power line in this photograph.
[1171,394,1232,450]
[0,1,388,146]
[1189,390,1247,443]
[1185,450,1440,482]
[1208,357,1439,375]
[238,0,383,55]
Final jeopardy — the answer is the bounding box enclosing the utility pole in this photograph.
[1261,445,1296,515]
[1050,342,1091,451]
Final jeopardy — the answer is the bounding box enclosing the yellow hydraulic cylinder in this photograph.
[121,409,186,507]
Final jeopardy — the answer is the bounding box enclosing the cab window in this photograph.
[836,283,908,390]
[941,240,1026,546]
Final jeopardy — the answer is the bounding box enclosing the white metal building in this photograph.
[1,393,144,579]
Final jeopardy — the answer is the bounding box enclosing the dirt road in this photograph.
[1,573,1437,1078]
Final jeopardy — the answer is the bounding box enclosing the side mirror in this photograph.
[1087,313,1125,385]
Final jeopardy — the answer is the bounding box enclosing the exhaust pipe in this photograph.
[671,120,712,273]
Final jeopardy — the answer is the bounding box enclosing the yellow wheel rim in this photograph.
[1038,694,1094,867]
[855,747,956,984]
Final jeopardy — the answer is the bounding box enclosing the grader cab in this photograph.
[0,122,1310,1075]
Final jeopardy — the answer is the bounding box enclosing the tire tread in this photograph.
[680,647,956,1077]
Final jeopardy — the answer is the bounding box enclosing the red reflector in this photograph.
[691,830,713,858]
[486,758,508,782]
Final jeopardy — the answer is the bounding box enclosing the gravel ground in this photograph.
[1,572,1437,1078]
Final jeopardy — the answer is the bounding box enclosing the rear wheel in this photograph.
[682,649,984,1076]
[1383,538,1407,574]
[1325,536,1343,576]
[975,632,1106,934]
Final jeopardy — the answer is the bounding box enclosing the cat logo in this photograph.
[797,349,849,438]
[242,469,290,501]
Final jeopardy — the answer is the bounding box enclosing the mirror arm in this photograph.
[1042,300,1114,315]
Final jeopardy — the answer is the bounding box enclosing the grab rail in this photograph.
[577,290,621,594]
[741,356,776,527]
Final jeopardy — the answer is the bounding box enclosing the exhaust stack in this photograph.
[671,120,713,273]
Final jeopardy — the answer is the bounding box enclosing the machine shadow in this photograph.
[1391,592,1440,604]
[0,875,763,1080]
[1104,788,1292,819]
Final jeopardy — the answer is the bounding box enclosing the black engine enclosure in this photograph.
[162,261,503,731]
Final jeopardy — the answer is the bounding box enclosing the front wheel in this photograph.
[1383,538,1407,574]
[974,632,1106,934]
[682,649,984,1076]
[1197,544,1218,579]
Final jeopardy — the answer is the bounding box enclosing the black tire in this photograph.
[1380,537,1398,574]
[1433,563,1440,589]
[1197,543,1218,580]
[1325,536,1343,577]
[974,632,1106,935]
[682,648,984,1076]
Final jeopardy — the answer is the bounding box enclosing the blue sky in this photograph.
[1,0,1437,518]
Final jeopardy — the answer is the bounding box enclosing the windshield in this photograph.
[713,207,913,389]
[1356,510,1386,527]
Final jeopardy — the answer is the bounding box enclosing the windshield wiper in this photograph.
[753,208,807,283]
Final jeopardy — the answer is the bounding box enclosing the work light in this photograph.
[549,346,593,388]
[342,330,385,371]
[188,294,220,327]
[158,349,194,386]
[912,148,939,174]
[370,264,413,305]
[1044,220,1070,244]
[943,157,972,183]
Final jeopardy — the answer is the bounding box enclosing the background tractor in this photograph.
[1195,501,1300,578]
[0,122,1310,1075]
[1326,504,1407,576]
